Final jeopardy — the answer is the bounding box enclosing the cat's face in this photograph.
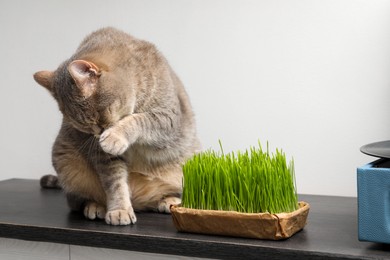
[34,60,117,136]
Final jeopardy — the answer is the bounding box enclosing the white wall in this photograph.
[1,0,390,197]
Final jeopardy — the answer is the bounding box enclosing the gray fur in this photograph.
[34,27,200,225]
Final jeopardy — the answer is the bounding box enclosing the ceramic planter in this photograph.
[357,159,390,243]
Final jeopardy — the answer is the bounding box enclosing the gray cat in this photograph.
[34,27,201,225]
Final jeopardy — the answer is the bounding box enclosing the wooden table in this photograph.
[0,179,388,259]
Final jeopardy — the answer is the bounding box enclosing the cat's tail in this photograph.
[40,174,61,189]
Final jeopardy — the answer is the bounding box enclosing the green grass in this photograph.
[181,141,298,214]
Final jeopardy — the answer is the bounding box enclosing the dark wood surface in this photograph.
[0,179,389,259]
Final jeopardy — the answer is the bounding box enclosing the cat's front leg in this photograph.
[104,181,137,225]
[99,116,139,156]
[99,111,173,156]
[97,157,137,225]
[99,128,130,156]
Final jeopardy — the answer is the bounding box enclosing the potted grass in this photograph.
[171,142,310,240]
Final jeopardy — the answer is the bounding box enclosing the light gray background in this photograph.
[1,0,390,197]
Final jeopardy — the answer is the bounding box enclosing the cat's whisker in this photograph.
[92,136,101,167]
[87,136,95,157]
[77,135,94,155]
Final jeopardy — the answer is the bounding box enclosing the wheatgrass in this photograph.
[181,142,298,214]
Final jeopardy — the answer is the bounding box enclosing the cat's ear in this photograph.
[68,60,101,98]
[33,71,54,93]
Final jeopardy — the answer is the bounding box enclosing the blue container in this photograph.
[357,159,390,243]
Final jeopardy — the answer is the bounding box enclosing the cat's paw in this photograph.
[99,128,129,156]
[157,197,181,214]
[105,207,137,225]
[84,202,106,220]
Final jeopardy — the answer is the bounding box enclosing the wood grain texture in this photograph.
[0,237,69,260]
[0,179,389,259]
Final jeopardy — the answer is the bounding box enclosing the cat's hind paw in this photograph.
[157,197,181,214]
[105,207,137,225]
[84,202,106,220]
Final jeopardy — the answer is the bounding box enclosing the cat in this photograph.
[33,27,201,225]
